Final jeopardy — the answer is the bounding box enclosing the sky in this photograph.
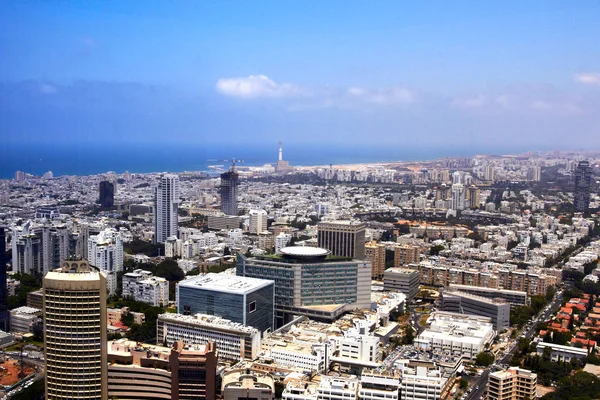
[1,1,600,153]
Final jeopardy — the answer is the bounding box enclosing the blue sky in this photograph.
[1,1,600,151]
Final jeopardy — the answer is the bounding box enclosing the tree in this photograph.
[475,352,495,366]
[459,378,469,389]
[430,245,444,256]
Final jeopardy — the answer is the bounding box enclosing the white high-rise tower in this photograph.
[278,141,283,161]
[88,228,123,295]
[154,174,180,244]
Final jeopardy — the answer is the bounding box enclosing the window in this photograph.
[248,301,257,313]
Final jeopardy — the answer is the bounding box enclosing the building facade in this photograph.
[123,269,169,307]
[154,174,180,244]
[43,259,108,400]
[88,228,123,296]
[317,220,366,260]
[440,289,510,331]
[98,180,115,208]
[574,160,592,212]
[177,273,274,334]
[383,268,420,301]
[365,242,386,279]
[488,367,537,400]
[220,170,239,216]
[249,209,268,234]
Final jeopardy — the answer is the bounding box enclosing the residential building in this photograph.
[43,259,107,400]
[383,268,420,301]
[249,209,268,234]
[157,313,261,362]
[440,289,510,330]
[27,288,44,310]
[394,245,420,268]
[237,247,372,327]
[414,312,495,360]
[222,368,275,400]
[220,170,239,216]
[107,339,217,400]
[365,241,386,279]
[275,232,292,254]
[451,183,466,211]
[88,228,123,296]
[123,269,169,307]
[154,174,180,244]
[536,342,588,362]
[0,227,7,332]
[317,220,366,260]
[574,160,592,212]
[12,220,69,275]
[177,273,274,334]
[488,367,537,400]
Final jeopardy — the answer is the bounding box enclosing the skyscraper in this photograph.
[451,183,466,211]
[44,259,107,400]
[0,227,8,331]
[98,180,115,208]
[220,170,239,216]
[317,220,366,260]
[154,174,180,244]
[87,228,123,296]
[574,160,592,213]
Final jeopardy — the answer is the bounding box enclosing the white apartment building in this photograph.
[414,312,495,360]
[88,228,123,295]
[154,174,180,244]
[249,209,268,234]
[275,233,292,253]
[317,375,359,400]
[157,313,261,362]
[165,236,181,258]
[122,269,169,306]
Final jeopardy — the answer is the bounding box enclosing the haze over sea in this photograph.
[1,142,546,179]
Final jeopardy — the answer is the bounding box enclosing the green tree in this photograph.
[475,352,495,366]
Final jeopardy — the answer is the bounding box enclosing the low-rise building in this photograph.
[440,289,510,330]
[9,306,42,334]
[222,368,275,400]
[536,342,588,362]
[122,269,169,307]
[383,268,420,301]
[488,367,537,400]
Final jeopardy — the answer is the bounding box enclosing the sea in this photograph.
[0,142,528,179]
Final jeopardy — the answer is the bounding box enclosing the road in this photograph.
[464,288,564,400]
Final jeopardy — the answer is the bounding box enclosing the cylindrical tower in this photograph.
[44,259,108,400]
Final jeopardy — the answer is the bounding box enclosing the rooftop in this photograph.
[178,273,274,295]
[158,312,260,335]
[280,246,330,258]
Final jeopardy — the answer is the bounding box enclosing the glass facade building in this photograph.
[177,274,274,334]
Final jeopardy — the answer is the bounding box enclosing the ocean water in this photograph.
[0,142,523,179]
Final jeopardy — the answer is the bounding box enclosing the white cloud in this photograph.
[452,94,487,108]
[574,72,600,85]
[215,75,306,98]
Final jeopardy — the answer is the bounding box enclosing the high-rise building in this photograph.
[0,227,8,331]
[275,141,292,173]
[487,367,537,400]
[12,221,70,275]
[248,209,268,234]
[451,183,466,211]
[484,163,496,182]
[383,268,420,300]
[98,180,115,208]
[365,241,386,279]
[317,220,366,260]
[574,160,592,212]
[220,170,239,216]
[237,247,371,326]
[88,228,123,296]
[154,174,180,244]
[467,185,481,209]
[44,259,107,400]
[526,166,541,182]
[177,273,274,334]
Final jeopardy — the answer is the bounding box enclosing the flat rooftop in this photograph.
[178,273,273,295]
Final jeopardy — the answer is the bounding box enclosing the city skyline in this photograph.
[1,1,600,154]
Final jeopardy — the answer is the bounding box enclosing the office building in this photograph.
[177,273,274,333]
[207,214,241,230]
[574,160,593,212]
[535,342,588,362]
[440,289,510,330]
[396,354,462,400]
[0,227,7,331]
[44,259,107,400]
[154,174,180,244]
[414,312,495,360]
[222,368,275,400]
[448,284,528,306]
[123,269,169,307]
[98,180,115,208]
[488,367,537,400]
[237,247,372,327]
[383,268,420,301]
[249,209,268,234]
[220,170,239,216]
[157,313,261,361]
[358,372,400,400]
[27,289,44,310]
[107,339,217,400]
[317,375,359,400]
[394,245,420,267]
[365,241,386,279]
[88,228,123,296]
[9,306,41,334]
[317,220,366,260]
